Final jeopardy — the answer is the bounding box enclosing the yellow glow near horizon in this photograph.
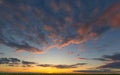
[0,65,73,73]
[32,67,73,73]
[0,64,91,73]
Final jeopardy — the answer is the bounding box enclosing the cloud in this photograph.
[0,57,36,67]
[77,25,91,35]
[98,62,120,69]
[22,61,36,67]
[96,53,120,69]
[0,2,48,54]
[37,63,87,69]
[0,0,120,54]
[0,58,20,64]
[0,39,45,54]
[54,63,86,69]
[0,58,10,64]
[73,69,111,73]
[93,53,120,62]
[9,58,21,64]
[76,53,120,61]
[0,57,87,69]
[58,34,89,48]
[22,61,36,65]
[103,53,120,61]
[54,65,76,69]
[76,57,88,60]
[109,12,120,28]
[37,64,53,67]
[92,58,110,61]
[16,47,45,54]
[101,2,120,28]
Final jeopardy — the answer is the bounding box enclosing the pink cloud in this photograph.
[16,48,45,54]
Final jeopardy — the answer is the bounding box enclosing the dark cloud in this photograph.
[54,63,86,69]
[103,53,120,61]
[22,61,36,67]
[54,65,76,69]
[93,53,120,61]
[0,58,10,64]
[0,57,36,67]
[37,63,87,69]
[37,64,52,67]
[0,58,20,64]
[92,58,109,61]
[96,53,120,69]
[98,62,120,69]
[0,38,44,54]
[9,58,21,64]
[0,0,120,54]
[22,61,36,65]
[73,69,111,73]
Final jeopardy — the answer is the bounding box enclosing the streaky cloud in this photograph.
[37,63,87,69]
[96,53,120,69]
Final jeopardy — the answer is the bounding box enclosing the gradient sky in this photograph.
[0,0,120,74]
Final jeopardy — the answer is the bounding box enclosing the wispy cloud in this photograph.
[98,62,120,69]
[93,53,120,62]
[96,53,120,69]
[37,63,87,69]
[22,60,36,67]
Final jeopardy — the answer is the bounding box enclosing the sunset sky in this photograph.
[0,0,120,74]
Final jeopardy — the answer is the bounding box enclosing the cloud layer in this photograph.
[37,63,86,69]
[0,58,36,67]
[0,57,86,69]
[0,0,120,53]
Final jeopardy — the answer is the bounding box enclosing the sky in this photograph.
[0,0,120,74]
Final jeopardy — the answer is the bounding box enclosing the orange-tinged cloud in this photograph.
[0,0,120,54]
[78,25,91,35]
[59,39,80,48]
[95,2,120,27]
[16,48,45,54]
[109,13,120,28]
